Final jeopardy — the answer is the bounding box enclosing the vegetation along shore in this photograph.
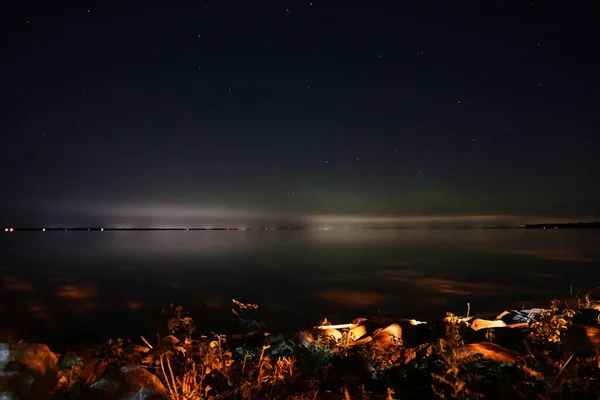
[2,292,600,399]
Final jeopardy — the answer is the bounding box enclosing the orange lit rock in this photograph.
[0,343,60,400]
[298,330,315,347]
[321,328,342,342]
[372,323,403,347]
[454,342,524,364]
[469,318,509,330]
[469,318,529,331]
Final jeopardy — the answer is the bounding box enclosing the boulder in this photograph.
[454,342,523,364]
[0,343,61,400]
[83,365,169,400]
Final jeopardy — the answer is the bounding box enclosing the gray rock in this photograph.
[84,365,169,400]
[0,343,61,400]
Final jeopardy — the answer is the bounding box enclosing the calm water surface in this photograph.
[1,229,599,348]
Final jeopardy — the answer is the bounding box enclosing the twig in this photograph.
[140,335,153,349]
[160,355,174,395]
[524,342,535,358]
[554,351,576,383]
[315,323,359,330]
[166,354,179,397]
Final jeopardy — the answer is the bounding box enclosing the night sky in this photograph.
[2,0,599,228]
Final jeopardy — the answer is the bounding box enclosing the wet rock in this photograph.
[454,342,524,364]
[83,365,169,400]
[0,343,61,400]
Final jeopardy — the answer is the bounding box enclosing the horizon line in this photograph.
[4,226,516,232]
[4,222,600,233]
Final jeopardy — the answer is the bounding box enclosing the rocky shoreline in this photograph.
[2,298,599,399]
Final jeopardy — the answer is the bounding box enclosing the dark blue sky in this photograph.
[2,0,599,227]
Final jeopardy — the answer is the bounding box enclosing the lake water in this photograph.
[1,229,599,349]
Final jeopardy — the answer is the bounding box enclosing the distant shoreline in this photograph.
[2,222,600,231]
[525,222,600,229]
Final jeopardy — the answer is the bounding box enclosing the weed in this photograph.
[430,346,484,400]
[359,340,397,374]
[443,312,467,347]
[528,299,575,345]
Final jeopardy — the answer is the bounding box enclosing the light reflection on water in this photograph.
[1,229,599,348]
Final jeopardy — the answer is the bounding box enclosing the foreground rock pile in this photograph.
[0,343,61,400]
[1,299,599,399]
